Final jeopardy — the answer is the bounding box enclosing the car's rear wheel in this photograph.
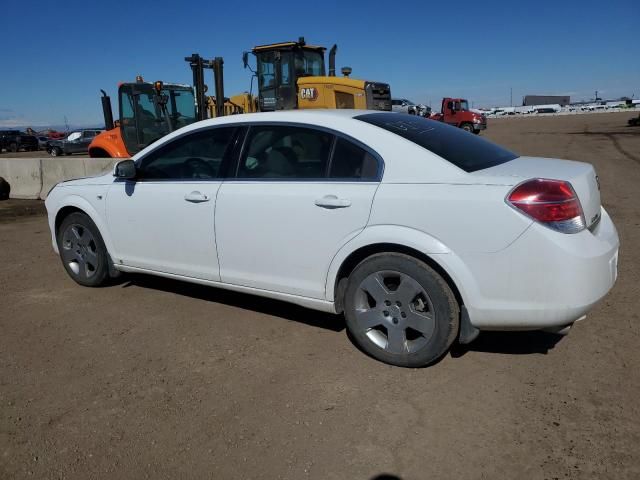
[9,142,18,153]
[57,212,109,287]
[344,253,459,367]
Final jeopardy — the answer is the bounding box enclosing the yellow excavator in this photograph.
[204,37,391,117]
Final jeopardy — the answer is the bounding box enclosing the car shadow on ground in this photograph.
[115,275,564,356]
[451,330,564,358]
[117,274,346,332]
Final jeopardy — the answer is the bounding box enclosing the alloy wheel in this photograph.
[60,224,99,280]
[353,270,435,354]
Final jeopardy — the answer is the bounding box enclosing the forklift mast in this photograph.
[185,54,225,119]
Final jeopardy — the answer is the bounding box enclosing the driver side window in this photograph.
[138,127,236,180]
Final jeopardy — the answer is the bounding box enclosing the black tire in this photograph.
[461,123,474,133]
[9,142,18,153]
[0,176,10,200]
[343,253,459,368]
[50,147,61,157]
[56,212,110,287]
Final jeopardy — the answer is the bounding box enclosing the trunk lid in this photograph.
[476,156,602,228]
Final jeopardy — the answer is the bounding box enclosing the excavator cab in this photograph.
[252,38,326,111]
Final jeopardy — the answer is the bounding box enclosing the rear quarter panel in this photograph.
[368,183,532,253]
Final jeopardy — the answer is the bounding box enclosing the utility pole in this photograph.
[510,87,513,107]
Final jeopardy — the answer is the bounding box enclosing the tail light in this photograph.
[507,178,585,233]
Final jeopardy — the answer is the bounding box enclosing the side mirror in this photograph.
[113,159,136,179]
[242,51,249,69]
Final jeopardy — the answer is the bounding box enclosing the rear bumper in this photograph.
[445,207,619,330]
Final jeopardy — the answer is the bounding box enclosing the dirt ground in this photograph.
[1,112,639,480]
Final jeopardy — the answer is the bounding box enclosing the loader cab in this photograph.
[252,39,326,111]
[118,81,196,155]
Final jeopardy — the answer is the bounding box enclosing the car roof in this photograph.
[132,110,401,160]
[183,109,389,128]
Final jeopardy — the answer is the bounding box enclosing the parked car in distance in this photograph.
[391,98,420,115]
[47,129,104,156]
[0,130,39,153]
[37,136,50,150]
[45,110,619,367]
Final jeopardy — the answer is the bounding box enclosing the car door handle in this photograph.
[184,191,210,203]
[314,195,351,209]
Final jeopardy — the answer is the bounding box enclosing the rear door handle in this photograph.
[315,195,351,209]
[184,191,210,203]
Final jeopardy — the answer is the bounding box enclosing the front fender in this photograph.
[47,192,115,257]
[89,130,129,158]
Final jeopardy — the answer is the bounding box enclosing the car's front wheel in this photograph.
[343,253,459,367]
[56,212,110,287]
[50,147,61,157]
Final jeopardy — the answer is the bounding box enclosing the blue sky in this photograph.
[1,0,638,127]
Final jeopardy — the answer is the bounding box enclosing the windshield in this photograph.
[355,112,518,172]
[294,49,325,76]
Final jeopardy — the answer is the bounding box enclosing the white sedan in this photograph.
[45,110,619,367]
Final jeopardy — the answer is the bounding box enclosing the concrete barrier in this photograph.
[0,158,42,199]
[0,157,119,200]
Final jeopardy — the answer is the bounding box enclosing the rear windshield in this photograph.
[355,112,518,172]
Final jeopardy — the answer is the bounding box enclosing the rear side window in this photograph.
[355,113,518,172]
[329,138,379,179]
[238,125,332,179]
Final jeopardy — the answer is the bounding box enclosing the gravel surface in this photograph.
[1,111,639,479]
